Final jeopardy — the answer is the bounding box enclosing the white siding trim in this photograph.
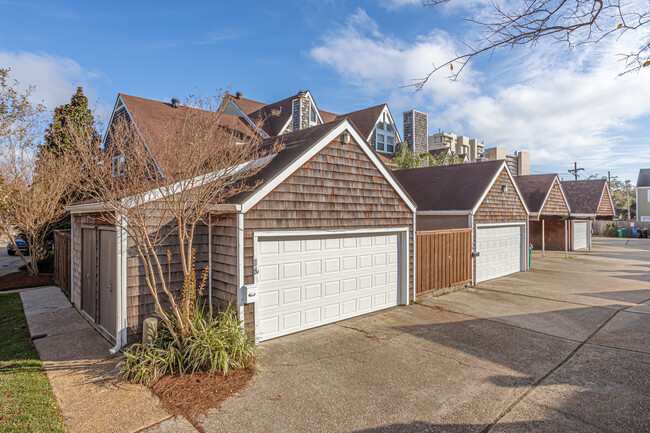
[237,213,245,323]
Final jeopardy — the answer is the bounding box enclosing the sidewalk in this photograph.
[20,286,196,433]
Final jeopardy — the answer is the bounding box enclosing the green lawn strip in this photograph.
[0,293,66,432]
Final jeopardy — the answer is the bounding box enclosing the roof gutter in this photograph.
[570,213,596,219]
[416,210,472,215]
[207,203,242,213]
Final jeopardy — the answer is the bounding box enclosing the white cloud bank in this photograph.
[310,8,650,181]
[0,50,108,119]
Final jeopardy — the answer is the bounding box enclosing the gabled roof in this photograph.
[240,94,295,137]
[637,168,650,187]
[227,119,416,213]
[561,179,609,215]
[514,174,558,214]
[393,160,508,212]
[118,94,253,165]
[335,104,386,141]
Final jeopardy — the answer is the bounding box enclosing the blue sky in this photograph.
[2,0,648,184]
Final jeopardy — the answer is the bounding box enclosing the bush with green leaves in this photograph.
[120,303,258,386]
[604,222,617,237]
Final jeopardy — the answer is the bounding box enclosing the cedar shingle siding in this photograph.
[240,136,414,335]
[210,214,238,306]
[474,168,527,223]
[541,182,570,216]
[125,201,209,343]
[597,187,614,216]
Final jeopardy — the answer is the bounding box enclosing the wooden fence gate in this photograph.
[417,228,472,296]
[53,230,71,297]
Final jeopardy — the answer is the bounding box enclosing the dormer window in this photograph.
[112,154,125,177]
[387,136,395,153]
[309,103,317,126]
[376,134,385,152]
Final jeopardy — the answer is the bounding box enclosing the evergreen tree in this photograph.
[43,87,99,155]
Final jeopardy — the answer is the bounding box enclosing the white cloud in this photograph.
[310,9,479,105]
[0,50,108,120]
[311,8,650,182]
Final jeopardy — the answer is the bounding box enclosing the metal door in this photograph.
[98,229,117,336]
[81,228,97,319]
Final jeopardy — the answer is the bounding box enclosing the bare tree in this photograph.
[0,148,80,276]
[71,93,280,349]
[0,68,77,276]
[416,0,650,88]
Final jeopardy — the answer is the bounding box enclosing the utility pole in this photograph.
[626,180,631,219]
[568,162,584,180]
[608,171,618,189]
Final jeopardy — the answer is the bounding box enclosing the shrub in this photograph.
[121,303,258,386]
[604,222,617,237]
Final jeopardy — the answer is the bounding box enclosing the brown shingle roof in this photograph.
[119,94,253,161]
[561,179,607,214]
[514,174,557,213]
[335,104,386,140]
[393,160,504,211]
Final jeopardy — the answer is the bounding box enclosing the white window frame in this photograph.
[647,189,650,201]
[386,135,395,153]
[112,155,125,177]
[376,133,385,152]
[309,103,318,126]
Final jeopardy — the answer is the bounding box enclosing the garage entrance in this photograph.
[255,231,404,341]
[475,224,525,283]
[81,227,117,337]
[572,221,589,250]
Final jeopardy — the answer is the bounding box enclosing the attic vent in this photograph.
[171,98,180,108]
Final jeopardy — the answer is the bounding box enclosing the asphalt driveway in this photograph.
[194,237,649,432]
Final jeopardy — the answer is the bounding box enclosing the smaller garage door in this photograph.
[256,232,403,341]
[476,224,524,283]
[573,221,588,250]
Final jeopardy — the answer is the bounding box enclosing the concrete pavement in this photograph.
[198,237,650,432]
[19,286,196,433]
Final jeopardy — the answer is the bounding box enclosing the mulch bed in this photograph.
[151,368,254,430]
[0,270,54,291]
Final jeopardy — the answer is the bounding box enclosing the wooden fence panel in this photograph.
[54,230,71,296]
[417,228,472,295]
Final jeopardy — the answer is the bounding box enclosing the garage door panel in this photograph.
[256,232,401,341]
[476,225,524,283]
[573,221,588,250]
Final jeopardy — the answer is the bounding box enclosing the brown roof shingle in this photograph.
[393,160,505,211]
[561,179,608,214]
[335,104,386,141]
[514,174,557,213]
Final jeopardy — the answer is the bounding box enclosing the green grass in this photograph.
[0,293,66,432]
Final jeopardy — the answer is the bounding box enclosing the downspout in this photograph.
[412,213,416,302]
[70,215,75,304]
[109,213,127,354]
[469,212,475,285]
[208,214,212,308]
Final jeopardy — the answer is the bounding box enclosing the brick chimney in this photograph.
[403,110,428,154]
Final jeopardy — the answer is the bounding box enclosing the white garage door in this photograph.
[573,221,588,250]
[476,224,524,283]
[256,232,401,341]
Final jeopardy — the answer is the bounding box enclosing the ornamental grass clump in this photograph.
[121,303,258,386]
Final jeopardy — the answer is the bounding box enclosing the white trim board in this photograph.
[471,162,530,216]
[239,120,417,214]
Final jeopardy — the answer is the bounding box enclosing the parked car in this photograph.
[7,238,29,256]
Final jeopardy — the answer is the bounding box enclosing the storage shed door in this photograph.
[573,221,588,250]
[476,224,524,283]
[256,232,401,341]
